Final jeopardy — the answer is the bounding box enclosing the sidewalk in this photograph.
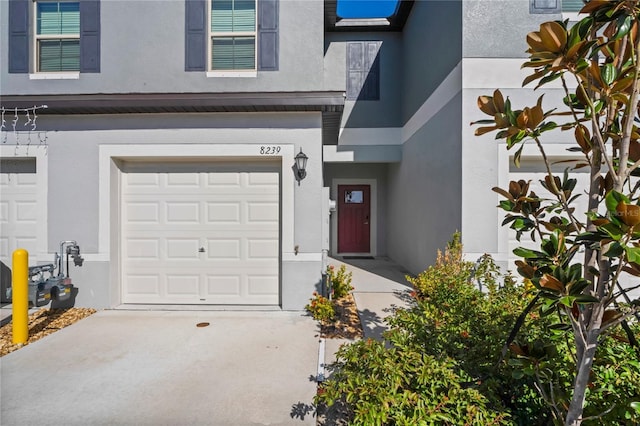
[323,256,414,366]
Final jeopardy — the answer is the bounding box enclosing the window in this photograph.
[35,1,80,72]
[209,0,256,71]
[346,41,381,101]
[8,0,100,74]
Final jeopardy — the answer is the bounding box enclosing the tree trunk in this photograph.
[565,304,604,426]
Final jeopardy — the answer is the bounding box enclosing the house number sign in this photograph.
[259,146,281,155]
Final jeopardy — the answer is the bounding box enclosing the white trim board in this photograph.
[330,178,377,257]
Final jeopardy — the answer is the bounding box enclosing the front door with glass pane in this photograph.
[337,185,370,253]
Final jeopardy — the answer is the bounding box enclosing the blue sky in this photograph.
[336,0,400,19]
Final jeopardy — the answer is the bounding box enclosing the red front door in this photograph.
[338,185,370,253]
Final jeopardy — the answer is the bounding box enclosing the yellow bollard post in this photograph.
[12,249,29,344]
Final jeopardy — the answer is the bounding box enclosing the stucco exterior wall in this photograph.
[2,112,323,309]
[324,32,402,128]
[387,93,463,274]
[401,0,462,125]
[1,0,338,95]
[379,0,463,273]
[463,0,561,58]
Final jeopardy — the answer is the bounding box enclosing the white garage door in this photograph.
[121,161,280,305]
[0,158,39,266]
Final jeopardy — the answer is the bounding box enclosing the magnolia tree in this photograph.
[472,1,640,424]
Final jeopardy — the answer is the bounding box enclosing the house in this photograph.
[0,0,583,310]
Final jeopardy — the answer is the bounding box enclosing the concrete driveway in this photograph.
[1,310,319,426]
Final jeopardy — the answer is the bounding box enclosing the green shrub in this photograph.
[327,264,353,299]
[318,235,640,424]
[305,292,335,323]
[318,338,511,425]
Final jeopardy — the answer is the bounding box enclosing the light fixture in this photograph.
[294,148,308,184]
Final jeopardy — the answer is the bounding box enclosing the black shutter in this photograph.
[80,0,100,73]
[258,0,278,71]
[346,41,380,101]
[8,0,29,74]
[362,42,380,100]
[346,42,364,100]
[185,0,206,71]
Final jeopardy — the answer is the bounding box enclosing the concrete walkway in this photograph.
[1,310,318,426]
[323,257,414,366]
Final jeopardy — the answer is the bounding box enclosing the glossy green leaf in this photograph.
[513,247,544,258]
[625,246,640,264]
[604,241,625,258]
[599,223,624,241]
[559,296,576,307]
[614,14,632,40]
[575,294,599,304]
[605,190,630,213]
[601,63,617,85]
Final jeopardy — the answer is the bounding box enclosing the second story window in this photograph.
[210,0,257,71]
[35,1,80,72]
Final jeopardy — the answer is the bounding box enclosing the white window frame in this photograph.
[32,0,80,74]
[207,0,258,74]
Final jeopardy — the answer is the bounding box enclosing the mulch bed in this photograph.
[320,293,363,339]
[0,308,96,357]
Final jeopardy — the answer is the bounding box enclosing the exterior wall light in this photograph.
[294,148,308,185]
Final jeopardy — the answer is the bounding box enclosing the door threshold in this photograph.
[342,256,375,260]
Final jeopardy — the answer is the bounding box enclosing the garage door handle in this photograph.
[199,247,205,253]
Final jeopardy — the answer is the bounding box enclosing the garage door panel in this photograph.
[125,202,160,223]
[248,275,280,296]
[248,202,279,223]
[125,239,159,259]
[0,202,8,223]
[207,172,241,186]
[207,202,241,223]
[1,158,39,266]
[206,239,241,260]
[248,172,279,185]
[166,239,201,260]
[15,201,37,223]
[122,165,280,305]
[248,239,279,259]
[125,274,161,296]
[207,276,242,296]
[165,202,200,223]
[167,173,201,187]
[166,275,200,296]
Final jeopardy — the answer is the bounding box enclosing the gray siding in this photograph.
[387,93,462,274]
[463,0,561,58]
[1,0,339,95]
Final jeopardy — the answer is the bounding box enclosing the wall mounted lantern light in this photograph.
[294,148,308,185]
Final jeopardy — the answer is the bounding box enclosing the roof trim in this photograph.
[0,91,345,115]
[325,0,414,32]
